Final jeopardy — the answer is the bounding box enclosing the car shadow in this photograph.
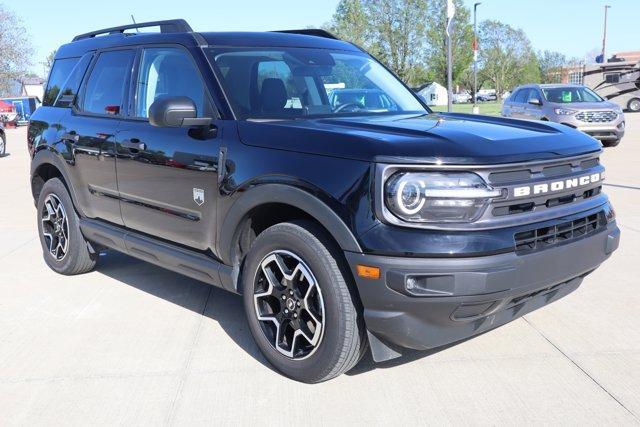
[94,249,451,377]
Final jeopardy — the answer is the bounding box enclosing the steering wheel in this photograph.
[334,102,362,113]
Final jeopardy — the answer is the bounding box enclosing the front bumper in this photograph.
[345,221,620,356]
[561,117,626,141]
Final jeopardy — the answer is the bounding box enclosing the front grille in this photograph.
[514,212,606,253]
[575,110,617,123]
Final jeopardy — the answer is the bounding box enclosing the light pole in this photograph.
[601,5,611,63]
[472,2,481,114]
[446,0,456,112]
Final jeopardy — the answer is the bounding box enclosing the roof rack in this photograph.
[274,29,339,40]
[72,19,193,42]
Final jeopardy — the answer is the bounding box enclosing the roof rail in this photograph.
[72,19,193,42]
[274,29,339,40]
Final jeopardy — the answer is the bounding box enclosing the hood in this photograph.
[549,101,620,111]
[238,113,602,165]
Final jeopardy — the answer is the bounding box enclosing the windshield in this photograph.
[206,47,427,120]
[542,86,604,103]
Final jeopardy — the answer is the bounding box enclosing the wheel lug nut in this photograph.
[282,295,286,300]
[293,313,298,318]
[284,309,289,314]
[297,301,301,307]
[289,290,294,296]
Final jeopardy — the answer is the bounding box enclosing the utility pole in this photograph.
[601,5,610,63]
[446,0,456,112]
[472,2,481,114]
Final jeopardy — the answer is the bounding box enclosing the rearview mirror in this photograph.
[149,96,211,128]
[528,98,542,106]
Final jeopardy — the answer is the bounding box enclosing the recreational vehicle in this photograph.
[583,61,640,112]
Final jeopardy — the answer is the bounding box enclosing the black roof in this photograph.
[56,19,360,59]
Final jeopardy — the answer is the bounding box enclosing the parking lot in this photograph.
[1,115,639,425]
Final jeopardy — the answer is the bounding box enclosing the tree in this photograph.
[538,50,567,83]
[44,50,57,77]
[424,0,473,87]
[477,20,539,95]
[326,0,430,86]
[0,4,32,97]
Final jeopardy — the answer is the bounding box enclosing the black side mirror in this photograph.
[528,98,542,106]
[149,96,211,128]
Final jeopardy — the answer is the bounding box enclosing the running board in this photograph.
[79,218,238,294]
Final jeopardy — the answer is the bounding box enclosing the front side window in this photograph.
[513,89,529,104]
[206,47,426,119]
[542,86,604,103]
[135,47,208,118]
[81,50,135,115]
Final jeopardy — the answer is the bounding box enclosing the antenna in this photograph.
[131,15,140,32]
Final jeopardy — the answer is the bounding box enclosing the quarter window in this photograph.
[43,58,79,106]
[135,47,208,118]
[81,50,135,115]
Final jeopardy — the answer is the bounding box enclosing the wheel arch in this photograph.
[30,150,82,214]
[218,184,362,268]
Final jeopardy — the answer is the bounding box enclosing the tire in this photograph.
[242,221,366,383]
[0,132,5,156]
[603,139,620,147]
[628,98,640,112]
[37,178,97,275]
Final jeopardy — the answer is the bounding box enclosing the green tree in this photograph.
[44,49,57,77]
[0,4,33,96]
[326,0,429,86]
[538,50,567,83]
[478,20,538,95]
[424,0,473,87]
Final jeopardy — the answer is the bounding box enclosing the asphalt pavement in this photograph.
[1,115,639,425]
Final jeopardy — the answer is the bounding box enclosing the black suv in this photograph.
[29,20,620,383]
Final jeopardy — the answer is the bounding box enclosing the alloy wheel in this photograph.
[253,250,325,360]
[630,99,640,112]
[41,194,69,261]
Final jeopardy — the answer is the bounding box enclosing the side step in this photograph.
[80,219,238,293]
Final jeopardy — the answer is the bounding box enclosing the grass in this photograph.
[430,101,503,117]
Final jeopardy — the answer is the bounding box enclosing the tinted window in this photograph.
[526,89,541,103]
[135,47,208,118]
[81,50,134,115]
[514,89,530,103]
[208,48,425,119]
[43,58,79,106]
[605,73,620,84]
[54,53,93,108]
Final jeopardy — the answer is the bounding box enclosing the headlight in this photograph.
[554,108,577,115]
[385,172,502,223]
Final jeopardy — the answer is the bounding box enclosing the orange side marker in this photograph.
[357,264,381,280]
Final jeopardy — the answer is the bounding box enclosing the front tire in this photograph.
[37,178,97,275]
[242,221,366,383]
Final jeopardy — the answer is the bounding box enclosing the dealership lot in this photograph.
[0,116,639,425]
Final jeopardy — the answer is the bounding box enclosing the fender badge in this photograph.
[193,188,205,206]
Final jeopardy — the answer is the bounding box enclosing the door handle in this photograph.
[61,132,79,143]
[121,138,146,151]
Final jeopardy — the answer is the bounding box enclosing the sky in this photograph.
[12,0,640,76]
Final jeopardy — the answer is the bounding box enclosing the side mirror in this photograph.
[149,96,211,128]
[528,98,542,106]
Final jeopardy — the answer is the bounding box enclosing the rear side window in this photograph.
[43,58,79,106]
[81,50,135,116]
[54,53,93,108]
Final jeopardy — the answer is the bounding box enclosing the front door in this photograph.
[116,46,222,251]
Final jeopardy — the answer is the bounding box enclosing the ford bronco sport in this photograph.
[28,20,620,383]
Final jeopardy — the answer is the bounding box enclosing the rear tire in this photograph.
[628,98,640,112]
[242,221,366,383]
[37,178,97,275]
[0,132,5,156]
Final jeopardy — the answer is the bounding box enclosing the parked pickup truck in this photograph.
[28,19,620,383]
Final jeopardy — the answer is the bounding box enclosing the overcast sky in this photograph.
[18,0,639,75]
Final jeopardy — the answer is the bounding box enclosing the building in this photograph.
[7,77,45,102]
[414,82,448,106]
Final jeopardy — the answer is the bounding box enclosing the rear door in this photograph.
[61,49,135,225]
[115,46,222,250]
[509,89,529,119]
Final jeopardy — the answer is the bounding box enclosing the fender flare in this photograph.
[217,184,362,265]
[30,149,85,216]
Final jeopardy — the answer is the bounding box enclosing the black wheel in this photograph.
[628,98,640,112]
[603,139,621,147]
[37,178,97,275]
[242,221,366,383]
[0,132,5,156]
